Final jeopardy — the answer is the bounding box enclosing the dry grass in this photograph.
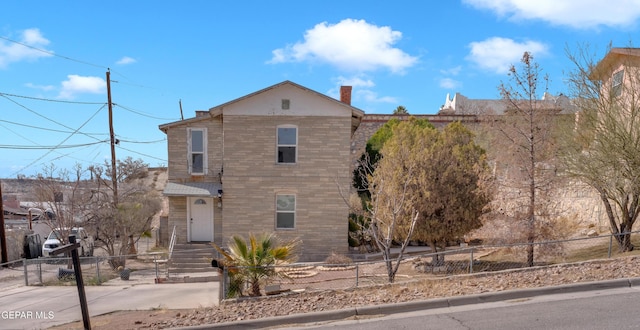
[561,236,640,263]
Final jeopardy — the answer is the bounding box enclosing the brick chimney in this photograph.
[340,86,352,105]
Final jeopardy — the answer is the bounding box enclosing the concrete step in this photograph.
[159,274,219,284]
[169,262,212,269]
[172,243,217,251]
[168,243,220,278]
[169,267,217,274]
[170,255,212,262]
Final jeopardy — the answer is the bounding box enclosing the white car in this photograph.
[42,227,95,257]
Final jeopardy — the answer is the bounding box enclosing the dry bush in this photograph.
[324,252,353,265]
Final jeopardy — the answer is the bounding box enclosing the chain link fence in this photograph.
[2,230,638,294]
[220,231,640,299]
[0,233,170,288]
[14,253,169,286]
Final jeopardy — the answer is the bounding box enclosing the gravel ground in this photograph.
[50,255,640,329]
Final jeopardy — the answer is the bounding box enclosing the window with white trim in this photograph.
[188,128,207,175]
[612,70,624,97]
[277,126,297,164]
[276,194,295,229]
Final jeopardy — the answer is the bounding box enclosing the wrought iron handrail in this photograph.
[168,225,177,260]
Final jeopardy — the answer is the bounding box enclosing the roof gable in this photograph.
[159,81,364,133]
[592,48,640,80]
[209,80,364,118]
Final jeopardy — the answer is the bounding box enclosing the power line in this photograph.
[117,138,167,144]
[0,140,107,149]
[0,118,107,135]
[114,103,180,121]
[1,94,107,142]
[11,105,105,176]
[0,35,107,70]
[0,92,105,105]
[0,122,105,169]
[117,144,166,162]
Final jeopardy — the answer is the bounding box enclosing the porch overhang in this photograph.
[163,182,222,197]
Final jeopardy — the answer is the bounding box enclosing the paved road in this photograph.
[0,279,219,329]
[181,278,640,329]
[280,286,640,329]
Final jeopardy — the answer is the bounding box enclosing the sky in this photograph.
[1,0,640,179]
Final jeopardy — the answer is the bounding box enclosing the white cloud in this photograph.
[269,19,418,74]
[466,37,549,74]
[0,28,53,69]
[24,82,55,91]
[358,89,398,104]
[334,75,375,88]
[58,75,105,99]
[464,0,640,29]
[329,75,397,106]
[440,66,462,76]
[116,56,136,65]
[440,78,462,89]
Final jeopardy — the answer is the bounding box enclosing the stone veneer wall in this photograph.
[221,115,352,262]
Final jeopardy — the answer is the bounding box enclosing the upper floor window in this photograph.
[188,128,207,175]
[276,194,295,229]
[277,126,297,164]
[612,70,624,97]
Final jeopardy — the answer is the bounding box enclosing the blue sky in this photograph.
[1,0,640,178]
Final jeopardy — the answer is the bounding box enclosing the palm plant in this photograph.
[213,233,299,296]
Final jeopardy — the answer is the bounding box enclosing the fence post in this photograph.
[154,254,159,281]
[23,259,28,286]
[221,267,228,301]
[608,234,613,258]
[469,249,474,274]
[96,257,101,284]
[355,264,359,287]
[37,259,42,284]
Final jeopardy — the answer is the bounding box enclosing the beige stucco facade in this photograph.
[159,81,363,261]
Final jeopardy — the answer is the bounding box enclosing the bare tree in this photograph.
[560,45,640,252]
[31,164,92,244]
[494,52,561,267]
[87,158,161,269]
[367,121,421,283]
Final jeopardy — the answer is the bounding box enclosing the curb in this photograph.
[175,277,639,329]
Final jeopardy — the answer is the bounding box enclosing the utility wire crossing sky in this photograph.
[1,0,639,178]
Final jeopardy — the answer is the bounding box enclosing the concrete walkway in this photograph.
[0,274,219,329]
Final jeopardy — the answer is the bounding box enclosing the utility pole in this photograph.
[0,181,7,266]
[106,70,118,205]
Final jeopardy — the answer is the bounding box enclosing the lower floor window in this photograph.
[276,194,295,229]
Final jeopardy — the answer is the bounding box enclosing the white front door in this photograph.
[189,197,214,242]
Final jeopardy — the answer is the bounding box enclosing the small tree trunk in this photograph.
[615,223,635,252]
[526,215,535,267]
[127,235,137,259]
[382,246,395,283]
[429,241,445,266]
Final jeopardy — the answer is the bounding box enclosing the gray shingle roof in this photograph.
[163,182,222,197]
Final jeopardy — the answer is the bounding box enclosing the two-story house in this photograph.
[159,81,364,261]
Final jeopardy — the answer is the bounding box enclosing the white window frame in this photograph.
[276,125,297,164]
[275,194,296,229]
[612,70,624,97]
[187,127,207,175]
